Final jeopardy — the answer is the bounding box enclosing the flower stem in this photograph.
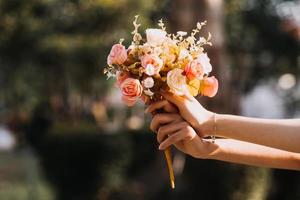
[164,147,175,189]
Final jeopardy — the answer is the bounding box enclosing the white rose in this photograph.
[145,64,155,76]
[197,53,212,74]
[146,29,167,46]
[167,68,188,96]
[142,77,154,88]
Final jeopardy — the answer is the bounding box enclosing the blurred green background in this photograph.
[0,0,299,199]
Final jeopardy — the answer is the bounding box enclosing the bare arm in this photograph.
[150,113,300,171]
[146,93,300,153]
[206,139,300,170]
[215,115,300,153]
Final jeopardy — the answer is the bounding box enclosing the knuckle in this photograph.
[186,132,193,140]
[150,116,159,132]
[183,130,190,137]
[186,126,193,132]
[183,126,189,132]
[182,121,189,127]
[156,135,160,143]
[150,122,155,132]
[157,128,164,142]
[168,137,174,144]
[158,126,166,134]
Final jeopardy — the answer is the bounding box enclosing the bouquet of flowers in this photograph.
[104,16,218,189]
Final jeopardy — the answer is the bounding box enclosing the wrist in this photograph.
[195,139,220,159]
[214,113,229,138]
[196,112,217,137]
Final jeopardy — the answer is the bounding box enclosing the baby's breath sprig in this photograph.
[103,65,117,79]
[131,15,142,46]
[196,32,212,47]
[196,21,207,31]
[158,19,166,31]
[119,38,124,45]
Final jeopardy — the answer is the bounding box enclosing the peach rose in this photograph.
[107,44,127,65]
[167,68,188,96]
[116,71,130,87]
[200,76,218,97]
[140,54,163,76]
[184,59,204,80]
[120,78,143,106]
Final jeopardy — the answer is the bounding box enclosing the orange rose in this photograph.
[107,44,127,65]
[200,76,218,97]
[184,59,204,80]
[140,54,163,76]
[120,78,143,106]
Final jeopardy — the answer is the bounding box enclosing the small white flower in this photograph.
[198,37,206,44]
[145,64,155,76]
[144,89,154,96]
[197,53,212,74]
[186,36,195,44]
[142,77,154,88]
[178,49,192,60]
[146,29,167,46]
[177,31,187,36]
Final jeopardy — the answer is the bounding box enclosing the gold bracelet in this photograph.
[212,113,217,143]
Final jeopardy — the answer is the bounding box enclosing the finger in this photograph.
[145,100,177,114]
[158,129,188,150]
[161,92,187,107]
[157,121,188,143]
[183,91,194,101]
[163,92,196,105]
[150,113,182,133]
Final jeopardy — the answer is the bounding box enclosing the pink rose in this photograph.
[140,54,163,76]
[184,59,204,80]
[116,71,129,87]
[200,76,218,97]
[107,44,127,65]
[120,78,143,106]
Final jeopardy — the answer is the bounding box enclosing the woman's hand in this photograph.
[150,113,214,159]
[146,92,214,137]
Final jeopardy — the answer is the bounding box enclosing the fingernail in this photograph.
[158,144,163,150]
[144,108,149,113]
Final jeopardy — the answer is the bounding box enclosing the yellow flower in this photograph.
[187,79,201,96]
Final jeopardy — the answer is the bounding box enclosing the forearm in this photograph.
[215,114,300,153]
[204,139,300,170]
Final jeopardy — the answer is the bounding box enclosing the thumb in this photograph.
[183,90,194,102]
[161,92,185,107]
